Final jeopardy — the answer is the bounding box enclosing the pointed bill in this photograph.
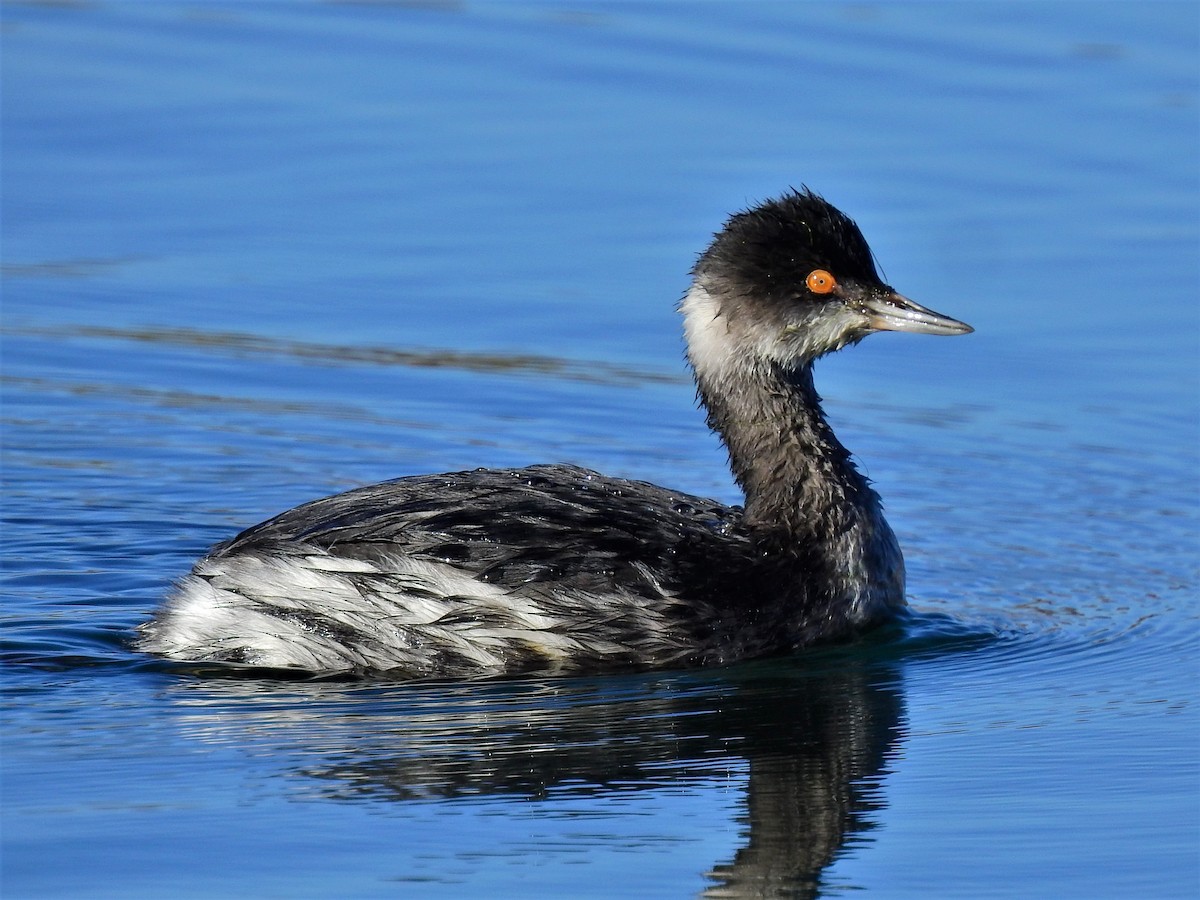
[863,292,973,336]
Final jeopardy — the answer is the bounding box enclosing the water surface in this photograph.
[2,2,1197,897]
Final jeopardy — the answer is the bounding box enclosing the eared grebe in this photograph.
[138,189,972,677]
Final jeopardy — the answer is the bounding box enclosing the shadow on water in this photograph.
[144,646,917,898]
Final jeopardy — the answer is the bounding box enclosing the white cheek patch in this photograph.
[680,282,737,380]
[682,282,868,376]
[680,282,791,379]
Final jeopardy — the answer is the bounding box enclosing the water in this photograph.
[2,1,1197,896]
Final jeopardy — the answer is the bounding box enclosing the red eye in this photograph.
[806,269,837,295]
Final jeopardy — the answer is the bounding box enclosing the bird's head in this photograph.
[682,189,972,376]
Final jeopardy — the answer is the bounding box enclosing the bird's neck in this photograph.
[681,283,904,620]
[699,358,872,538]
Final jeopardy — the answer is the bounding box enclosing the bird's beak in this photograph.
[862,291,973,336]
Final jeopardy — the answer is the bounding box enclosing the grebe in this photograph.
[138,189,972,677]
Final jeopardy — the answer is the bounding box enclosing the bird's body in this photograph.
[138,189,971,677]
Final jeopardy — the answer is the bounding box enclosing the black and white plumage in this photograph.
[138,189,972,677]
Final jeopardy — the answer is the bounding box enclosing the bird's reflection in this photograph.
[164,654,905,897]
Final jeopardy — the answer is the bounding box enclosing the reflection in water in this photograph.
[5,322,683,387]
[163,658,904,897]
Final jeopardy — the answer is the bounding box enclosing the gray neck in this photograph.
[680,282,904,621]
[698,357,874,542]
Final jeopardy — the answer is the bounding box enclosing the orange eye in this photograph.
[806,269,837,295]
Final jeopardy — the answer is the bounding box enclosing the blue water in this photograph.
[3,1,1197,897]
